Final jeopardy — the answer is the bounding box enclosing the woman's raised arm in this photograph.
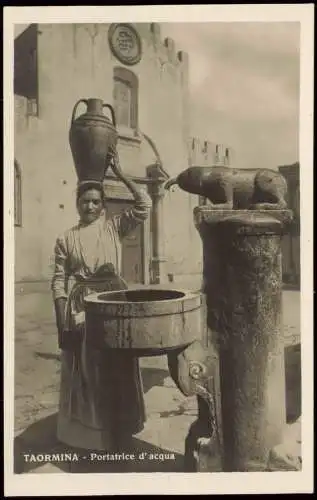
[109,148,152,239]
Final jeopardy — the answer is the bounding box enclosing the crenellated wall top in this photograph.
[189,137,233,166]
[148,22,189,69]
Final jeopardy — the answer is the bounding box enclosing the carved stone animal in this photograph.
[164,166,288,210]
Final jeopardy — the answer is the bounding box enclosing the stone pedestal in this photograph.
[192,208,293,472]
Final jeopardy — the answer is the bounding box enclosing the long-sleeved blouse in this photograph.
[52,192,152,300]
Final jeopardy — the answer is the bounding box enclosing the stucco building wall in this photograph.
[14,23,232,286]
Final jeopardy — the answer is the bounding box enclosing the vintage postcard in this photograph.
[3,4,314,496]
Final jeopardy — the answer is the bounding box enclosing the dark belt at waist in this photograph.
[73,272,128,291]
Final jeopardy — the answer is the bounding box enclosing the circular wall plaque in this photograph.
[108,23,142,66]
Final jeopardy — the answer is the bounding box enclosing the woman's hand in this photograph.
[108,146,125,180]
[108,145,150,203]
[54,298,67,349]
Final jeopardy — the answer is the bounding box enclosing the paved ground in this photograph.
[13,284,301,474]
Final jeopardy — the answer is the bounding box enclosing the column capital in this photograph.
[146,162,169,200]
[194,208,293,236]
[149,181,166,200]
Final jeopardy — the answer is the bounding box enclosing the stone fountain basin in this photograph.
[84,288,203,355]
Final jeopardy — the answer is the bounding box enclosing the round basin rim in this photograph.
[84,288,200,305]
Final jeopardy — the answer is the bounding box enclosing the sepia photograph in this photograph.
[4,4,314,496]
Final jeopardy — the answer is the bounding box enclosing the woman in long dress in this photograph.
[51,154,152,452]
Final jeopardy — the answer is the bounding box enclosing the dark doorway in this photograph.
[106,200,144,284]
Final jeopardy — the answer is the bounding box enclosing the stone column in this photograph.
[194,208,292,472]
[147,175,167,284]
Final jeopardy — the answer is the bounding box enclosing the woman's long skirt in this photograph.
[57,347,146,451]
[57,275,146,451]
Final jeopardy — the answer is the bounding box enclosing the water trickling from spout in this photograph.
[164,177,178,191]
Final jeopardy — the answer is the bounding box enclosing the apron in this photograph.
[64,263,128,335]
[57,264,146,450]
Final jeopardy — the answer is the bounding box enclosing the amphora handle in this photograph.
[71,99,88,125]
[102,103,116,128]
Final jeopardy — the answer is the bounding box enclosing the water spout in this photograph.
[164,177,178,191]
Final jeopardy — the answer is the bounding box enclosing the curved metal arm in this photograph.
[138,130,163,166]
[167,342,222,470]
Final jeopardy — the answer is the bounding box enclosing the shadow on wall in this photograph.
[283,279,300,291]
[285,343,301,424]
